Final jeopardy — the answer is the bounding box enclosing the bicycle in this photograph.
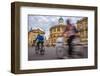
[35,43,45,55]
[55,36,86,59]
[55,37,67,59]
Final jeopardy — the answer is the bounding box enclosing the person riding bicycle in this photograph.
[35,33,45,51]
[63,19,78,57]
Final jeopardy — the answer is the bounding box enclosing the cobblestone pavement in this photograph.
[28,45,88,61]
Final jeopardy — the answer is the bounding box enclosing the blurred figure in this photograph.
[55,35,65,59]
[63,19,78,57]
[56,34,64,47]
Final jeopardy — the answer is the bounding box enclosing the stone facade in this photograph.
[77,17,88,43]
[48,25,67,46]
[48,17,67,46]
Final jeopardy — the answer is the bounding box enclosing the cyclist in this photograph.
[63,19,78,57]
[35,33,45,55]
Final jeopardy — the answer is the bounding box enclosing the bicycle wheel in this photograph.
[40,46,45,55]
[56,47,64,59]
[35,46,39,54]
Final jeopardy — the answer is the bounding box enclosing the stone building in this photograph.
[48,17,67,46]
[77,17,88,43]
[28,28,45,46]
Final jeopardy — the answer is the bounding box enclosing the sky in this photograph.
[28,15,84,40]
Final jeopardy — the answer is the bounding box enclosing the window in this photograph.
[57,27,60,32]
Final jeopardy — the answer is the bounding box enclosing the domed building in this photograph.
[48,17,67,46]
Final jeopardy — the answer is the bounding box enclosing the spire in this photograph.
[30,27,33,32]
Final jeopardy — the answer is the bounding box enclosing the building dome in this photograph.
[58,17,64,24]
[48,17,67,46]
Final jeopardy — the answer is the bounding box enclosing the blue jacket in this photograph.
[36,35,44,42]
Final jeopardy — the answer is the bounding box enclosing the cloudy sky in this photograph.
[28,15,84,40]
